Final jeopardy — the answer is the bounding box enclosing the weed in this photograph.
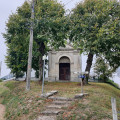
[4,81,16,90]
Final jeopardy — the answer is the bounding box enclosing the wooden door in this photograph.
[59,63,70,80]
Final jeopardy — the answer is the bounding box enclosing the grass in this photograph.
[0,81,46,120]
[0,81,120,120]
[57,83,120,120]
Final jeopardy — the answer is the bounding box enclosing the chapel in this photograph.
[48,43,82,82]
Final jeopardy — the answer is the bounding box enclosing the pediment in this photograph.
[59,43,74,50]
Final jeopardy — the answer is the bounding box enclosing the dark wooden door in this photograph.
[59,63,70,80]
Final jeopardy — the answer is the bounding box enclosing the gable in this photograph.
[59,43,74,50]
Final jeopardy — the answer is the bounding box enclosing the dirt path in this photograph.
[0,104,5,120]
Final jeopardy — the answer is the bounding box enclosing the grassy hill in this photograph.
[0,81,120,120]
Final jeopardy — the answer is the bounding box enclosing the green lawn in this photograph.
[0,81,120,120]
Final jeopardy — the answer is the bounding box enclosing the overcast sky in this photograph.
[0,0,26,77]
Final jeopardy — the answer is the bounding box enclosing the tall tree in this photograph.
[69,0,120,84]
[3,0,67,80]
[97,3,120,69]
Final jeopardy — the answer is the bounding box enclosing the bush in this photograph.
[106,79,120,89]
[0,79,3,82]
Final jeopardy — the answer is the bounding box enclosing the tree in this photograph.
[69,0,120,84]
[3,0,67,80]
[33,0,67,80]
[94,57,113,82]
[97,3,120,69]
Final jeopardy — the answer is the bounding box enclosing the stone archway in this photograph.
[59,56,70,81]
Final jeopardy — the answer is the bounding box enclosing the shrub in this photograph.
[106,79,120,89]
[0,79,3,82]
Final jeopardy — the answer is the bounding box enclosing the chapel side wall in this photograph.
[48,51,60,82]
[48,51,56,81]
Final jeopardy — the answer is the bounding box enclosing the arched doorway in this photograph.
[59,56,70,81]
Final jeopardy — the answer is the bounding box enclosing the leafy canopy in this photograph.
[97,2,120,68]
[69,0,115,53]
[69,0,120,69]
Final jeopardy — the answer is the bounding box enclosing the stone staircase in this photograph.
[35,97,74,120]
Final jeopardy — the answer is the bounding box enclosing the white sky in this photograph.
[0,0,26,77]
[0,0,120,85]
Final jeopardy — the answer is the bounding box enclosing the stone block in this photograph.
[49,96,73,101]
[35,115,56,120]
[52,100,70,105]
[83,93,89,96]
[41,91,58,98]
[74,93,89,99]
[41,109,62,115]
[74,93,84,99]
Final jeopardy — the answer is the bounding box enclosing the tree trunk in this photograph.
[84,52,94,84]
[38,42,45,83]
[39,56,43,82]
[35,39,45,83]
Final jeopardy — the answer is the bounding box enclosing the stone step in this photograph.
[41,109,62,116]
[46,104,68,109]
[35,115,56,120]
[52,100,70,105]
[41,91,58,98]
[74,93,89,99]
[49,96,73,101]
[74,93,84,99]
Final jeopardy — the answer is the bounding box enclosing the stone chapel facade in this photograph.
[48,44,82,82]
